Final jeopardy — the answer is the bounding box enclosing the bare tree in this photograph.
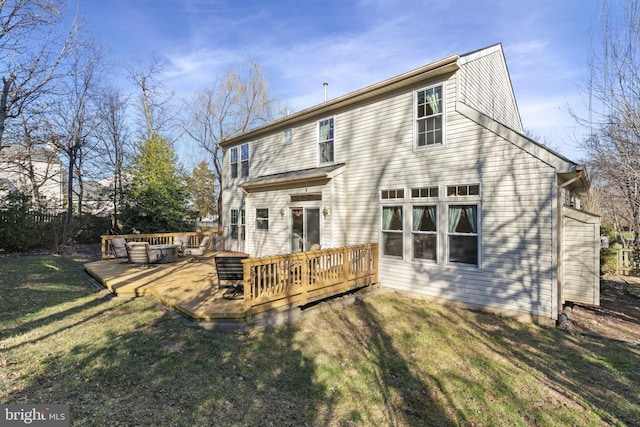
[184,62,275,228]
[0,0,79,150]
[48,37,101,224]
[126,55,178,142]
[572,0,640,235]
[95,85,131,232]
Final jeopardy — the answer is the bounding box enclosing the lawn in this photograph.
[1,256,639,426]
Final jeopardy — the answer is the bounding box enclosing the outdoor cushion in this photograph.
[110,238,128,258]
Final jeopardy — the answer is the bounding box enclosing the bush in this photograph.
[600,225,618,275]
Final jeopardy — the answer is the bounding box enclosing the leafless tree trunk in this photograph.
[48,40,101,226]
[0,0,79,151]
[95,86,130,233]
[184,62,275,230]
[126,56,178,142]
[572,0,640,235]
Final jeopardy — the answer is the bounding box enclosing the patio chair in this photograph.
[214,254,249,299]
[110,238,128,258]
[172,235,191,254]
[126,242,163,266]
[183,236,211,262]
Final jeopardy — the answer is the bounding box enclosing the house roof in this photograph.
[220,54,460,148]
[0,143,61,164]
[240,163,345,192]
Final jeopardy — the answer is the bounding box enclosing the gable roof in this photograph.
[220,54,460,148]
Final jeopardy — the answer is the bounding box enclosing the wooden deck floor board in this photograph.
[84,251,246,321]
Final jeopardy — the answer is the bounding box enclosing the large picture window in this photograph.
[382,206,403,257]
[447,204,478,266]
[412,205,437,261]
[416,84,443,147]
[319,118,334,163]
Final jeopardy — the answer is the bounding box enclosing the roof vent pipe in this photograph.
[323,82,328,102]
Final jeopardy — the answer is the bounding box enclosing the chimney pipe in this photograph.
[323,82,328,102]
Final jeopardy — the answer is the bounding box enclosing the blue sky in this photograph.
[77,0,604,163]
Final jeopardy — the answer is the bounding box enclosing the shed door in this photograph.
[562,207,600,306]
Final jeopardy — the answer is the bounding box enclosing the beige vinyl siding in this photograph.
[458,46,523,132]
[562,207,600,306]
[221,48,575,320]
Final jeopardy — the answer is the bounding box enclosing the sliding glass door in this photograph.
[290,207,320,252]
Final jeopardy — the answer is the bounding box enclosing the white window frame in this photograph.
[446,202,481,268]
[230,147,238,179]
[230,208,239,240]
[415,83,445,149]
[256,208,269,231]
[381,205,404,259]
[318,117,334,164]
[411,204,438,263]
[240,143,249,178]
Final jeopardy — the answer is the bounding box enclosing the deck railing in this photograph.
[241,243,378,318]
[100,231,217,259]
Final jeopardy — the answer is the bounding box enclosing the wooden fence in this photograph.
[101,231,218,259]
[617,246,640,276]
[241,243,378,319]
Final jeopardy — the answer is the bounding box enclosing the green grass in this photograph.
[1,256,639,426]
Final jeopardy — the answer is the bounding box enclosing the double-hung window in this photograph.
[416,84,443,147]
[230,144,249,178]
[447,204,479,266]
[382,206,403,257]
[256,208,269,231]
[230,209,239,240]
[318,118,334,163]
[240,143,249,177]
[412,205,437,261]
[230,148,238,178]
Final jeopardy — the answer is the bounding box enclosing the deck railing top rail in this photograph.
[101,231,217,259]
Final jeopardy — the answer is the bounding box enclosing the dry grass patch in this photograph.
[1,256,639,426]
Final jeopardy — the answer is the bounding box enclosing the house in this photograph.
[219,44,600,323]
[0,143,64,212]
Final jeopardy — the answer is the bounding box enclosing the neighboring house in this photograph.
[72,179,112,216]
[219,44,600,323]
[0,143,64,212]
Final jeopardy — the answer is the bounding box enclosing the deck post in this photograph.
[243,260,252,321]
[342,246,349,293]
[301,253,309,305]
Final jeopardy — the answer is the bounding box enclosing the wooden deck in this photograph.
[85,243,379,327]
[84,252,246,322]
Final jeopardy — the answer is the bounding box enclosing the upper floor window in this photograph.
[416,84,443,147]
[230,147,238,178]
[318,118,334,163]
[230,143,249,178]
[240,144,249,177]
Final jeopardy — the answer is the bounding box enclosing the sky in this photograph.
[75,0,606,165]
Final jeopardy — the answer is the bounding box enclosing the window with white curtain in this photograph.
[412,205,437,261]
[382,206,403,257]
[256,208,269,231]
[447,204,478,265]
[416,84,444,147]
